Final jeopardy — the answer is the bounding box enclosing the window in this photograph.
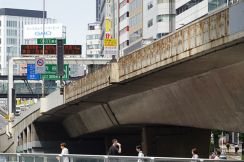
[147,19,153,28]
[147,1,153,10]
[6,21,17,27]
[120,0,129,8]
[130,0,142,11]
[7,29,17,36]
[119,12,129,22]
[129,13,142,27]
[208,0,228,12]
[129,29,142,43]
[119,26,129,35]
[157,0,169,3]
[156,33,168,39]
[176,0,204,15]
[89,25,95,30]
[157,14,170,22]
[86,34,100,40]
[119,40,129,49]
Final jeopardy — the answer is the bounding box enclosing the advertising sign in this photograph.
[104,39,117,47]
[105,18,112,33]
[104,46,117,55]
[35,58,45,74]
[24,24,63,39]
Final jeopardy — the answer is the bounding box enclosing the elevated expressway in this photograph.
[3,4,244,157]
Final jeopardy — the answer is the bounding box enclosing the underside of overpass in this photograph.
[25,122,211,158]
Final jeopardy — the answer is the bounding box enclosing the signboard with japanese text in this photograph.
[104,39,117,47]
[42,64,69,80]
[21,45,81,55]
[27,64,41,80]
[27,64,69,81]
[24,24,63,39]
[37,38,66,45]
[104,46,117,55]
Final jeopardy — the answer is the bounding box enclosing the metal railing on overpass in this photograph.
[0,153,242,162]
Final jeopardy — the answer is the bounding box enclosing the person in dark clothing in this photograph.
[108,139,122,155]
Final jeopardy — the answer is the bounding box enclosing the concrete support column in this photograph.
[26,125,31,152]
[141,127,154,156]
[141,126,211,158]
[31,123,39,142]
[23,129,27,152]
[17,133,24,152]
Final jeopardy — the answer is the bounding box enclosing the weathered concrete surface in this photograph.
[50,36,244,138]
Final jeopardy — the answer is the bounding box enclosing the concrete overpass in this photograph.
[2,3,244,157]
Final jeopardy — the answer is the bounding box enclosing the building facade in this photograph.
[124,0,175,56]
[143,0,175,40]
[86,22,102,58]
[0,8,56,75]
[96,0,116,58]
[176,0,232,29]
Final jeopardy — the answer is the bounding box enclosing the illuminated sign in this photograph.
[24,24,63,39]
[21,45,82,55]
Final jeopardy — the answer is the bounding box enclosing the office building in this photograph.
[96,0,116,58]
[86,22,102,58]
[176,0,232,29]
[0,8,56,75]
[124,0,175,55]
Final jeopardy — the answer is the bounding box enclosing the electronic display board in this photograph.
[21,45,82,55]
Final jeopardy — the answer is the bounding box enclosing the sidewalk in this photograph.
[224,144,242,160]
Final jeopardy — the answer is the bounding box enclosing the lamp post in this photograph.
[42,0,45,98]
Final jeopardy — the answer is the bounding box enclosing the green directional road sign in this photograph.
[37,38,66,45]
[42,64,69,80]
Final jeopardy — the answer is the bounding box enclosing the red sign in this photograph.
[21,45,82,55]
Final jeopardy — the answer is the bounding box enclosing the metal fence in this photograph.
[0,154,242,162]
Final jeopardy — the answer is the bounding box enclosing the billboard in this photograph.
[24,24,63,39]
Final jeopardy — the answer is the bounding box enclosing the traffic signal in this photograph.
[57,39,64,76]
[60,87,64,95]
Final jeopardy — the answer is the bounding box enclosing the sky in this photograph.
[0,0,96,53]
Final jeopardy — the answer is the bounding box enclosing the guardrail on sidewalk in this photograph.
[0,153,242,162]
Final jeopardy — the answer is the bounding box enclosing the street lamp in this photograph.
[42,0,45,98]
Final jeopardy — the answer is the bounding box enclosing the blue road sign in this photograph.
[27,64,41,80]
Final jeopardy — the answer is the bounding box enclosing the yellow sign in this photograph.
[105,18,112,32]
[104,39,117,47]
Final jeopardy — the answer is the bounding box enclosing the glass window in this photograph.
[176,0,204,15]
[148,1,153,10]
[148,19,153,28]
[157,0,169,3]
[157,14,170,22]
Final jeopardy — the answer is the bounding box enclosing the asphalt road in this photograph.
[0,115,7,130]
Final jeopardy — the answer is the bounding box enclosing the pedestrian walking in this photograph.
[214,150,221,160]
[226,143,230,153]
[108,139,122,155]
[136,145,144,162]
[234,144,239,154]
[191,148,199,159]
[57,142,69,162]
